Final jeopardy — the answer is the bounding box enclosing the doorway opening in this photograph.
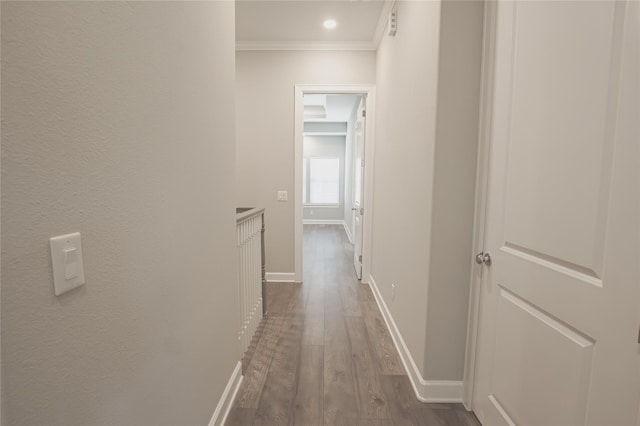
[294,85,376,283]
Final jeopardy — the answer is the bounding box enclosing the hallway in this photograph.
[226,225,479,425]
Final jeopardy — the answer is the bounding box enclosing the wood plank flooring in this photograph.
[227,224,480,426]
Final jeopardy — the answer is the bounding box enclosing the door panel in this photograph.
[353,98,365,279]
[493,287,594,426]
[503,1,616,276]
[473,1,639,425]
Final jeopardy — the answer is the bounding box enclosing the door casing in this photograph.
[462,0,496,410]
[352,97,366,279]
[294,85,376,284]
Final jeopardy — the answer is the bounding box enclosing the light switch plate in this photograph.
[50,232,85,296]
[277,191,288,201]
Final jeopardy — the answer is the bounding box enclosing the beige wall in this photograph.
[424,0,484,380]
[371,0,443,378]
[371,0,483,381]
[236,51,375,274]
[1,2,238,425]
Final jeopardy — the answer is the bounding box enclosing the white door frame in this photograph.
[294,85,376,284]
[462,0,496,410]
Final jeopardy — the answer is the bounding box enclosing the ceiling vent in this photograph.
[388,10,397,36]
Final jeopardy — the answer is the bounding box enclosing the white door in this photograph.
[353,98,366,279]
[473,2,639,426]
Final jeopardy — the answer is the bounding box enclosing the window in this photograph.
[303,157,340,205]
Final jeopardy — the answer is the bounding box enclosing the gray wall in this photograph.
[424,0,484,380]
[371,0,483,381]
[303,136,346,222]
[371,0,443,378]
[236,51,376,274]
[1,2,239,425]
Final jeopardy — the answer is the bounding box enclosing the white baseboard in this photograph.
[209,361,243,426]
[422,380,465,402]
[367,275,464,403]
[343,222,354,243]
[265,272,296,283]
[303,219,345,225]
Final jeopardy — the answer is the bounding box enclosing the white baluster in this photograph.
[236,212,265,360]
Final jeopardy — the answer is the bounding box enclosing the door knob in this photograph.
[475,252,492,266]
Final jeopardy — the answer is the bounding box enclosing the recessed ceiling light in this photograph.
[323,19,337,29]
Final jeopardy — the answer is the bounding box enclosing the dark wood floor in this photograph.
[226,224,481,426]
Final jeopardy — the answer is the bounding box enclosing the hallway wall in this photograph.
[424,0,484,381]
[370,0,483,384]
[236,50,375,275]
[1,2,238,425]
[370,0,442,381]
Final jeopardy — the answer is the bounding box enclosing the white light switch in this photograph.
[50,232,85,296]
[277,191,288,201]
[63,248,78,279]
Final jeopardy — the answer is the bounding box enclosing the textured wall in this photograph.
[1,2,238,425]
[236,50,375,274]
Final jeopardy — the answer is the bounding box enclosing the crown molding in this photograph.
[235,0,396,52]
[236,41,376,51]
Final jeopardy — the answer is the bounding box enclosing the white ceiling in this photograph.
[236,1,393,50]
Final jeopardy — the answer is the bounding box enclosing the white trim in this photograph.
[373,0,398,49]
[463,0,497,411]
[236,41,375,51]
[343,222,354,244]
[209,361,243,426]
[303,204,341,209]
[360,91,376,285]
[368,275,464,403]
[295,85,376,285]
[236,1,395,52]
[423,381,465,403]
[265,272,296,283]
[302,219,344,225]
[303,132,347,137]
[295,88,304,283]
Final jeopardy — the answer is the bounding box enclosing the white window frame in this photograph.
[303,156,341,207]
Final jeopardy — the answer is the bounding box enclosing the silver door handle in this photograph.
[352,208,357,211]
[475,252,492,266]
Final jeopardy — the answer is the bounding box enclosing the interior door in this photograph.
[473,1,639,426]
[353,97,365,279]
